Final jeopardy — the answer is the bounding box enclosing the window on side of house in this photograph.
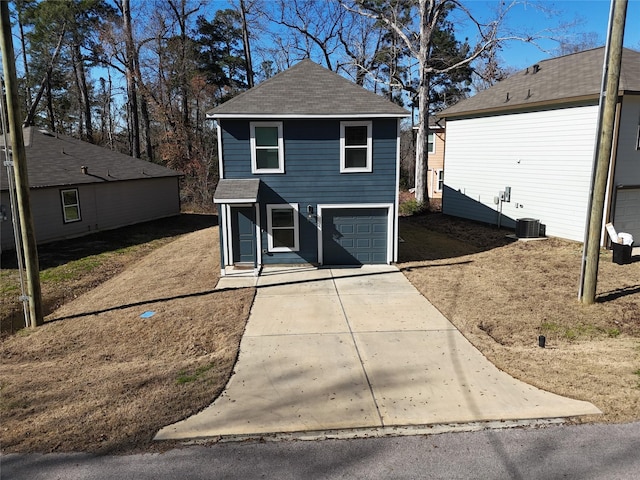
[340,121,372,173]
[251,122,284,173]
[427,132,435,154]
[267,204,299,252]
[61,188,81,223]
[436,169,444,192]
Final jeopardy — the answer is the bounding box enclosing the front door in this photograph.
[231,206,256,265]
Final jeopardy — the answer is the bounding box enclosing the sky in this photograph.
[462,0,640,70]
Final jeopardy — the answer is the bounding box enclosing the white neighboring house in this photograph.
[439,47,640,244]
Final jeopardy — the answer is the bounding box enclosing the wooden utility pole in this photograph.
[581,0,628,305]
[0,2,44,327]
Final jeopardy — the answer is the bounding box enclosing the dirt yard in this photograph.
[1,212,638,454]
[398,214,640,424]
[1,224,253,454]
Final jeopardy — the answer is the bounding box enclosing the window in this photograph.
[427,132,435,154]
[636,125,640,150]
[61,189,81,223]
[250,122,284,173]
[340,121,372,173]
[267,204,299,252]
[436,169,444,192]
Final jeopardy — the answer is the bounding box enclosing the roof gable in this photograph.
[207,59,409,118]
[1,128,180,190]
[442,47,640,117]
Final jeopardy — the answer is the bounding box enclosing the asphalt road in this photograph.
[2,422,639,479]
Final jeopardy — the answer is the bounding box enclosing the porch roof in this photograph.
[213,178,261,204]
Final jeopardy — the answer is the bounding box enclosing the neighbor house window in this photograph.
[250,122,284,173]
[436,169,444,192]
[427,132,435,154]
[61,188,81,223]
[267,204,299,252]
[340,121,372,173]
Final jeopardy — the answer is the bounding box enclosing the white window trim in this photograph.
[436,169,444,192]
[340,121,372,173]
[266,203,299,252]
[427,132,436,154]
[61,188,81,223]
[250,121,284,174]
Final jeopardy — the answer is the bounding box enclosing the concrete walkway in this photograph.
[155,265,600,441]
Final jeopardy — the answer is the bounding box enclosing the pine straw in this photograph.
[399,214,640,424]
[0,227,254,454]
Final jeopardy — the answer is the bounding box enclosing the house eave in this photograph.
[440,94,604,119]
[207,113,410,120]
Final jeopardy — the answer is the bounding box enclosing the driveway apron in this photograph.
[155,266,600,441]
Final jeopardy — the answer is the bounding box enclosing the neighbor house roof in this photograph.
[441,47,640,118]
[207,59,410,119]
[1,127,180,191]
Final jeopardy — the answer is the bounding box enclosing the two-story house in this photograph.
[210,60,409,275]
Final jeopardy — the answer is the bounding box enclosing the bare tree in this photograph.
[263,0,346,70]
[345,0,550,205]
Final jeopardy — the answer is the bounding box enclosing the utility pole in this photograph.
[0,2,44,327]
[580,0,628,305]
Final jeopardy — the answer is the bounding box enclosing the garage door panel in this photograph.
[322,208,388,265]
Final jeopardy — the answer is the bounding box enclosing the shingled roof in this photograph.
[441,47,640,118]
[1,127,180,191]
[207,59,409,119]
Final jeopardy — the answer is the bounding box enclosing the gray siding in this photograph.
[220,118,398,264]
[1,177,180,251]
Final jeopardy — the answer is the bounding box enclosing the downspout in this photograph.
[603,100,623,244]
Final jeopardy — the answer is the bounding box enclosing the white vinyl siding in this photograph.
[443,105,599,242]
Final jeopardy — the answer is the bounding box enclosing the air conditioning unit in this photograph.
[516,218,540,238]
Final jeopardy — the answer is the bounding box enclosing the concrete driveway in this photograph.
[155,265,600,441]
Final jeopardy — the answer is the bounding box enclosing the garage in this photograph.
[321,207,389,265]
[613,187,640,242]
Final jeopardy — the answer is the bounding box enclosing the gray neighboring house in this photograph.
[1,127,181,252]
[440,47,640,244]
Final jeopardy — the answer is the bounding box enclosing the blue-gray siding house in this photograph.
[210,60,409,274]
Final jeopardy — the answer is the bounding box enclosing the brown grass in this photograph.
[0,226,254,454]
[1,212,638,454]
[398,214,640,423]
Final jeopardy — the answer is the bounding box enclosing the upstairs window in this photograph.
[251,122,284,173]
[61,189,81,223]
[267,204,299,252]
[427,132,435,154]
[340,121,372,173]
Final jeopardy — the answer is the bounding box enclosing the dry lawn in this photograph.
[399,214,640,424]
[1,212,639,454]
[1,225,254,454]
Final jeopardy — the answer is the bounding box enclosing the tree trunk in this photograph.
[140,95,153,160]
[414,0,432,205]
[123,0,140,157]
[73,41,93,142]
[239,0,254,88]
